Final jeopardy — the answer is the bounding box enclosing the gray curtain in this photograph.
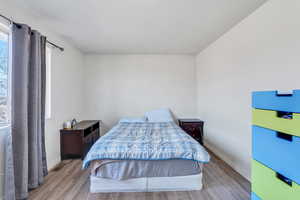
[4,127,15,200]
[5,23,48,200]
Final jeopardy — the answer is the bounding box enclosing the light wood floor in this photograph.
[29,151,250,200]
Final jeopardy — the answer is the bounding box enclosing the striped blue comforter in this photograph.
[83,122,210,169]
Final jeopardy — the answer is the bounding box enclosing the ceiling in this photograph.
[11,0,267,54]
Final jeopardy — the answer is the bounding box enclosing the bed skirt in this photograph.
[90,173,203,193]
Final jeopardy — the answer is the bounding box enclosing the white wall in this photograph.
[196,0,300,180]
[45,43,84,169]
[83,55,197,132]
[0,1,85,198]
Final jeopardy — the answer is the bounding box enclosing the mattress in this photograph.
[91,159,202,180]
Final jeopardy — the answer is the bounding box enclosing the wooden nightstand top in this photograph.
[61,120,101,131]
[178,118,204,123]
[71,120,101,130]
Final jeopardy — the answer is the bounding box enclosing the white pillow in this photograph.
[119,117,147,123]
[145,108,174,122]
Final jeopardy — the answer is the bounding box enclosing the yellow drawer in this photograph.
[252,109,300,137]
[252,160,300,200]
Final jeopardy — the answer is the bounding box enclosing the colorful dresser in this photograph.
[252,90,300,200]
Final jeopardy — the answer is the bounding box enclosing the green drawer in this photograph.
[252,160,300,200]
[252,109,300,137]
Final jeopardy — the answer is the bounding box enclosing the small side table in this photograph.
[178,119,204,145]
[60,120,101,160]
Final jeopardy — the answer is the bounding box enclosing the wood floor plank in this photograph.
[73,178,90,200]
[29,150,250,200]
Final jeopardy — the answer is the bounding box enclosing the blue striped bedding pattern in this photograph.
[83,122,210,169]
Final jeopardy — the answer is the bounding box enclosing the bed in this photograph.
[83,116,210,193]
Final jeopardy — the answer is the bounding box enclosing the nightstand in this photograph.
[178,119,204,145]
[60,120,101,160]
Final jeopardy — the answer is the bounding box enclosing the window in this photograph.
[0,23,51,122]
[45,46,52,119]
[0,23,10,126]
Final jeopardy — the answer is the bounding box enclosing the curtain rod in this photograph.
[0,13,64,52]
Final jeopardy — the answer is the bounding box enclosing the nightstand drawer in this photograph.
[181,125,199,133]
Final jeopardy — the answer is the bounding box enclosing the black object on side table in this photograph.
[178,119,204,145]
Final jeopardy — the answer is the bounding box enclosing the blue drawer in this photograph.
[251,192,261,200]
[252,125,300,185]
[252,90,300,113]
